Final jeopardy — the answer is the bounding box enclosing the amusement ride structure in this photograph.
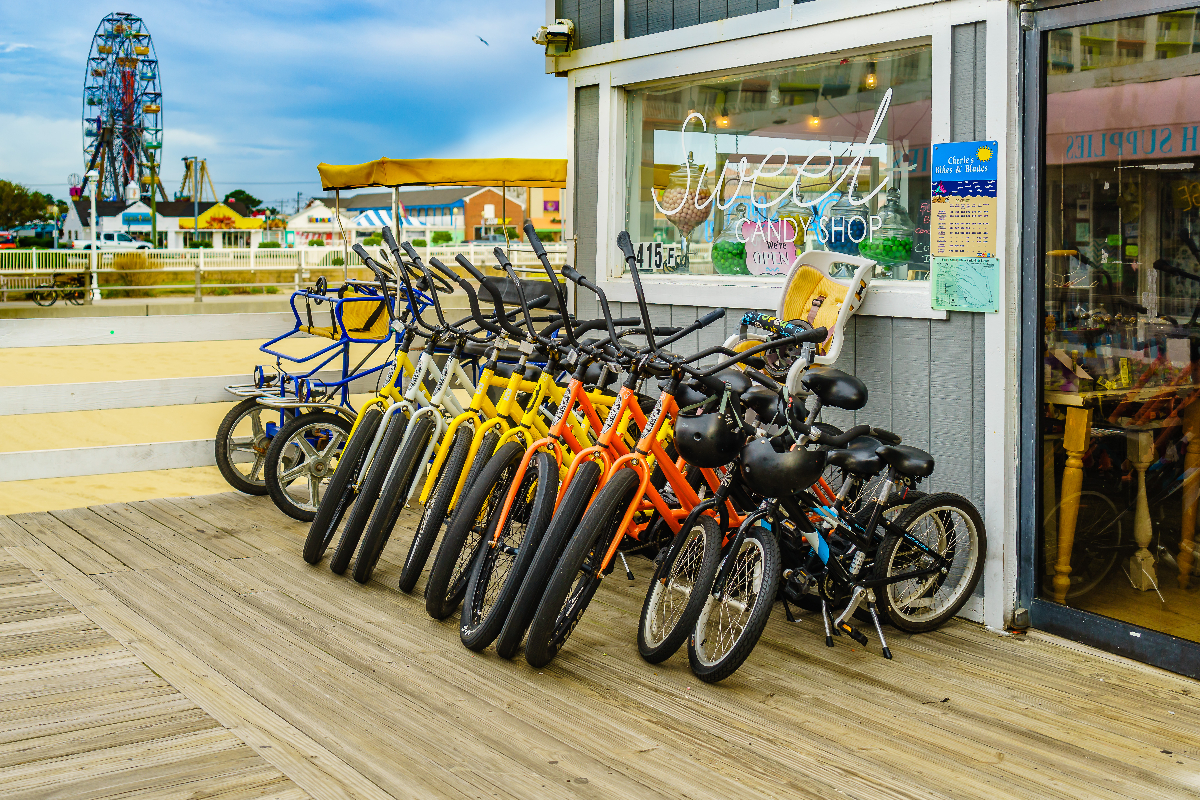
[81,13,165,202]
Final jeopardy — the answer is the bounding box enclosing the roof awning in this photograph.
[351,209,452,229]
[318,158,568,190]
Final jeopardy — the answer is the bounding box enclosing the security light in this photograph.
[533,19,574,56]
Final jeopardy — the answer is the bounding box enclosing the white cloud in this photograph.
[439,109,569,160]
[0,43,32,53]
[0,114,79,192]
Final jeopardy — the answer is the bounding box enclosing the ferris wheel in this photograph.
[82,12,163,201]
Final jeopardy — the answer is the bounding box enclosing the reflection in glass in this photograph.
[1039,9,1200,645]
[625,47,933,278]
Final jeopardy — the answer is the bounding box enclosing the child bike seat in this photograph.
[801,367,867,411]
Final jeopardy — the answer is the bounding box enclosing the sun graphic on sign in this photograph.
[976,145,994,163]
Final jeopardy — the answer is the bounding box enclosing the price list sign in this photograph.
[930,141,999,312]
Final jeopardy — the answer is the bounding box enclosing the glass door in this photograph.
[1025,2,1200,677]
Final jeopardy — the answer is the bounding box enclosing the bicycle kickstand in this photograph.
[865,590,893,660]
[820,598,836,647]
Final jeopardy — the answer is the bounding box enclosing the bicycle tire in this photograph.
[399,425,473,593]
[495,459,601,659]
[460,450,559,651]
[638,514,722,664]
[524,468,641,669]
[31,286,56,307]
[264,411,351,522]
[458,429,501,512]
[687,524,780,684]
[303,406,383,564]
[67,290,86,306]
[328,410,409,575]
[873,492,986,633]
[424,440,524,619]
[352,415,435,584]
[215,397,277,495]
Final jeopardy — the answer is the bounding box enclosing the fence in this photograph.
[0,243,571,300]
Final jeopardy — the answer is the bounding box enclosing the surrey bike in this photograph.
[218,268,406,507]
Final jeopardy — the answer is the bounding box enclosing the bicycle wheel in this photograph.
[460,450,559,650]
[873,492,986,633]
[352,415,436,584]
[264,412,351,522]
[215,397,279,495]
[688,524,780,684]
[495,459,601,659]
[424,440,524,619]
[31,284,56,307]
[399,425,474,593]
[638,514,722,664]
[303,406,383,564]
[525,468,641,669]
[328,411,409,575]
[66,289,86,305]
[1043,491,1122,600]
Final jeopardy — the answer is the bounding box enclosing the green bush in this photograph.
[411,238,427,247]
[332,257,345,266]
[363,233,383,246]
[213,287,232,296]
[431,231,453,245]
[308,239,325,246]
[187,240,213,249]
[265,285,279,294]
[258,241,282,248]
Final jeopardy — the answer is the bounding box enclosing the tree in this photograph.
[0,181,56,229]
[431,231,453,245]
[224,189,262,210]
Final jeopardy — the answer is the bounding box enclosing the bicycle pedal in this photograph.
[837,622,869,646]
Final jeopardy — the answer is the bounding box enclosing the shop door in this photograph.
[1021,0,1200,677]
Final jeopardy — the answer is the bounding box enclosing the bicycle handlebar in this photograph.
[523,221,577,347]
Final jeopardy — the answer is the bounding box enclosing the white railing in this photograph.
[0,243,570,300]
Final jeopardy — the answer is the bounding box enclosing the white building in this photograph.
[63,198,276,248]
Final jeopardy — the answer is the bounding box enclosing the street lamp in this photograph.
[84,169,99,303]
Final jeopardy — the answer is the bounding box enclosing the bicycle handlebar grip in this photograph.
[400,240,421,262]
[427,256,461,284]
[616,230,636,262]
[697,308,725,328]
[743,367,781,394]
[561,265,584,284]
[454,254,486,281]
[381,226,399,251]
[523,220,547,259]
[492,246,513,268]
[351,243,371,262]
[820,424,873,449]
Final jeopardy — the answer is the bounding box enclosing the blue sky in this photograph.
[0,1,565,209]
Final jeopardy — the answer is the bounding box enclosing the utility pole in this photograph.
[85,169,99,304]
[149,151,158,248]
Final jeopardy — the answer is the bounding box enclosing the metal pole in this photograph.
[150,152,158,248]
[88,177,98,304]
[195,248,203,303]
[391,187,400,246]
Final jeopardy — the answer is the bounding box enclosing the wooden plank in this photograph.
[7,544,393,800]
[0,313,293,349]
[0,439,214,482]
[88,502,255,568]
[48,508,173,571]
[133,497,260,560]
[0,370,376,416]
[8,513,129,574]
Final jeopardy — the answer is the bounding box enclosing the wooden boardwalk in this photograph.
[1,493,1198,799]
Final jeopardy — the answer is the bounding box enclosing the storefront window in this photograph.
[1040,9,1200,643]
[625,46,933,279]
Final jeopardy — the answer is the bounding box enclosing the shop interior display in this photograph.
[711,202,750,275]
[654,152,714,274]
[858,187,916,279]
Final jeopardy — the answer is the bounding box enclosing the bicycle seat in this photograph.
[742,385,782,424]
[826,437,884,476]
[582,361,617,390]
[876,445,935,478]
[800,367,867,410]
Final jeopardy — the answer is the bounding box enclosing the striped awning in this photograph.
[351,209,426,228]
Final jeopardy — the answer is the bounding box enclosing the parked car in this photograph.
[0,231,15,249]
[73,231,151,250]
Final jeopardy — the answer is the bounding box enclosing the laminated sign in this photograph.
[930,141,999,312]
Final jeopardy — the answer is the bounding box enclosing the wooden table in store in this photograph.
[1046,386,1200,603]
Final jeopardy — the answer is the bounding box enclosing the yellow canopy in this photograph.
[317,158,568,190]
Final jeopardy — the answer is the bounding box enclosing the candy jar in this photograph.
[821,184,870,257]
[711,203,749,275]
[657,152,714,273]
[775,193,813,253]
[858,187,915,279]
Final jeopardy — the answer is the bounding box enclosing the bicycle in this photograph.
[30,272,87,307]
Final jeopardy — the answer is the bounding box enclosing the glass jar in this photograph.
[821,186,870,256]
[712,203,749,275]
[659,152,714,273]
[775,194,812,253]
[858,187,916,278]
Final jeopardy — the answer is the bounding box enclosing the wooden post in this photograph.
[1043,437,1059,576]
[1053,405,1091,603]
[1128,429,1158,591]
[1179,400,1200,587]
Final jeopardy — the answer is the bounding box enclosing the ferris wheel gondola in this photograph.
[81,12,164,201]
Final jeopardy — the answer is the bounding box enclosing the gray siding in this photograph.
[951,22,987,141]
[626,0,779,38]
[558,0,615,49]
[573,86,601,322]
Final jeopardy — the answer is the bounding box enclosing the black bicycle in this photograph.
[31,272,88,307]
